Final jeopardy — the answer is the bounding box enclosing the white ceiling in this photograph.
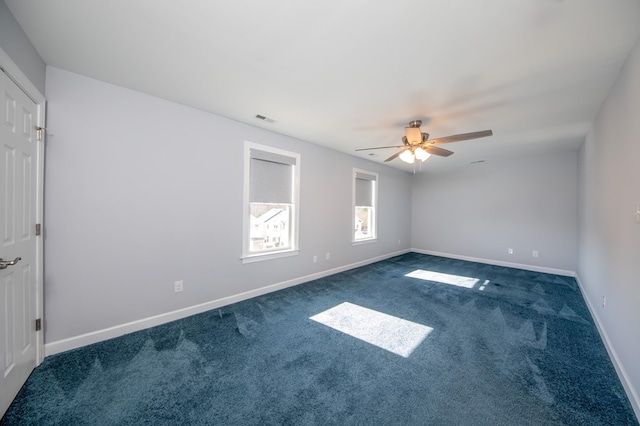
[6,0,640,172]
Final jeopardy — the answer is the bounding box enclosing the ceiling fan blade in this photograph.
[423,145,454,157]
[428,130,493,145]
[355,145,405,151]
[384,150,405,162]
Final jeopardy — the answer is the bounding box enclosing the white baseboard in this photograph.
[411,248,576,277]
[44,249,410,357]
[573,274,640,421]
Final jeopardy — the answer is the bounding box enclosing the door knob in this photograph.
[0,257,21,270]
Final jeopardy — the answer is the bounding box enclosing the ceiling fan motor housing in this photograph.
[402,133,430,146]
[404,120,431,146]
[405,127,422,145]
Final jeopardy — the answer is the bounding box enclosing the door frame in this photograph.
[0,47,46,364]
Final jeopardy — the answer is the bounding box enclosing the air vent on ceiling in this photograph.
[470,160,486,164]
[255,114,276,124]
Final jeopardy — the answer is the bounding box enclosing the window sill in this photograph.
[352,238,377,246]
[241,249,300,264]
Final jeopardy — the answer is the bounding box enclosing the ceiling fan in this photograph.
[356,120,493,164]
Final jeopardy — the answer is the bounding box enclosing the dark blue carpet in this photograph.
[2,253,637,425]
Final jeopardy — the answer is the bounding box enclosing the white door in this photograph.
[0,69,40,417]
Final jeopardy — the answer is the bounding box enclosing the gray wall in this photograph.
[43,66,412,343]
[577,35,640,413]
[0,0,45,94]
[411,152,578,272]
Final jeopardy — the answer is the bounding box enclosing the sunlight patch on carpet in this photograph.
[406,269,490,289]
[310,302,433,358]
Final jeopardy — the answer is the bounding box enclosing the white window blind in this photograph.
[249,149,295,204]
[355,171,376,206]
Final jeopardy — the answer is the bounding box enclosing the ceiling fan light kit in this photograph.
[414,147,430,161]
[399,149,415,163]
[356,119,493,169]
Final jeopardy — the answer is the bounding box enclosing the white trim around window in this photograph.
[242,141,301,263]
[352,168,378,244]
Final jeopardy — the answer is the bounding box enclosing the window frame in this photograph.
[242,141,301,263]
[352,168,378,244]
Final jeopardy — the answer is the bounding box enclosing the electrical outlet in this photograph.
[313,255,317,263]
[508,248,513,255]
[602,296,606,308]
[174,280,184,293]
[532,250,539,258]
[325,252,330,260]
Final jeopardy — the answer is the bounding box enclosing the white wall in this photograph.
[43,67,412,345]
[577,35,640,416]
[411,152,578,272]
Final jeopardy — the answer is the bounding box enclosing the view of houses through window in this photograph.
[249,203,291,252]
[355,206,373,240]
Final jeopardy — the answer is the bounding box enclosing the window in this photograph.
[242,142,300,263]
[353,168,377,243]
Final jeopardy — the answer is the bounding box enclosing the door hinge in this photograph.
[35,223,41,236]
[35,126,46,142]
[35,318,42,331]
